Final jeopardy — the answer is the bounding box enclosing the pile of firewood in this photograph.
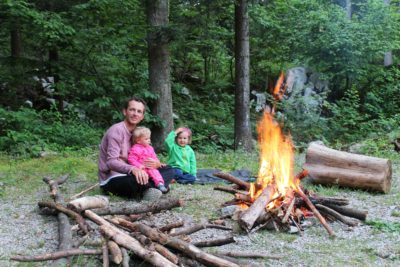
[10,175,281,266]
[213,171,368,237]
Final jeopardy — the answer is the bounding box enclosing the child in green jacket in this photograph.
[165,127,196,184]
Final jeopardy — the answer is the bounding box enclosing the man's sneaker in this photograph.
[142,188,162,202]
[157,184,168,193]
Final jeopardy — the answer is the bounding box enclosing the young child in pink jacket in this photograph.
[128,127,167,193]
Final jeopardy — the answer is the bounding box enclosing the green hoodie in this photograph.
[165,131,197,176]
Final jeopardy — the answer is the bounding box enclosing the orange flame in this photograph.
[250,112,298,207]
[272,71,286,101]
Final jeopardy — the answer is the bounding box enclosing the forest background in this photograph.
[0,0,400,157]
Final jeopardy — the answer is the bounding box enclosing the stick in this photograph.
[102,241,109,267]
[212,251,283,260]
[107,240,123,265]
[92,198,184,215]
[38,201,90,234]
[214,186,248,195]
[121,248,130,267]
[315,204,359,226]
[158,220,185,232]
[69,183,99,200]
[84,210,177,267]
[11,249,101,262]
[213,172,250,191]
[239,184,275,231]
[133,222,241,267]
[296,189,335,237]
[43,175,69,200]
[192,236,235,247]
[282,197,296,224]
[169,223,232,236]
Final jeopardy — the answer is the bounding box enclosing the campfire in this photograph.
[214,111,368,237]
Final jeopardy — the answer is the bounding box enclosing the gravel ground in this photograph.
[0,174,399,267]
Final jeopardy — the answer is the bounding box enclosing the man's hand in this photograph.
[143,158,161,169]
[130,167,149,185]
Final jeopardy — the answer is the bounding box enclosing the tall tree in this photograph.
[383,0,393,66]
[234,0,252,152]
[146,0,174,151]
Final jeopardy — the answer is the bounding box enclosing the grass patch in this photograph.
[366,220,400,234]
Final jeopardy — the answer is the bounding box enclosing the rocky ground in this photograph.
[0,172,399,267]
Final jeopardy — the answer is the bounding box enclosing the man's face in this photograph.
[123,100,145,127]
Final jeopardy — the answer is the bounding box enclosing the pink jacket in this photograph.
[127,143,164,186]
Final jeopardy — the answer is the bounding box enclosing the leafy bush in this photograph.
[0,107,102,157]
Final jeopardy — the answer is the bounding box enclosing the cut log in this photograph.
[238,184,275,231]
[68,195,109,211]
[213,172,250,191]
[304,142,392,193]
[158,220,185,232]
[92,198,183,215]
[107,240,123,265]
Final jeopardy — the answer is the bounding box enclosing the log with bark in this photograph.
[169,223,232,236]
[304,142,392,193]
[11,249,102,262]
[214,185,248,195]
[315,204,359,227]
[92,198,183,215]
[192,235,235,247]
[68,195,109,211]
[323,204,368,221]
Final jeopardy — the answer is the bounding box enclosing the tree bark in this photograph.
[383,0,393,66]
[304,142,392,193]
[146,0,174,151]
[169,223,232,236]
[68,195,109,211]
[234,0,253,152]
[324,204,368,221]
[315,204,359,226]
[11,249,101,262]
[10,22,22,58]
[213,172,250,190]
[92,198,183,215]
[107,240,123,265]
[192,236,235,247]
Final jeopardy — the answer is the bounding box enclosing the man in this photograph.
[98,96,173,200]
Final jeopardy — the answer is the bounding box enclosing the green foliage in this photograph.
[366,220,400,234]
[0,107,102,157]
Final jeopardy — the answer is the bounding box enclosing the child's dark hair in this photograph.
[124,96,147,112]
[175,128,192,144]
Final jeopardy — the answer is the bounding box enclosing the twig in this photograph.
[11,249,101,262]
[69,183,99,200]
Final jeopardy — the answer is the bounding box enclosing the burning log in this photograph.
[296,189,335,236]
[238,184,275,231]
[305,142,392,193]
[213,172,250,191]
[315,204,359,227]
[92,198,183,215]
[192,236,235,247]
[11,249,102,262]
[282,197,296,224]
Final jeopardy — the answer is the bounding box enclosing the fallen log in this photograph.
[324,204,368,221]
[213,172,250,191]
[84,210,178,267]
[238,184,275,231]
[38,201,89,234]
[11,249,101,262]
[158,220,185,233]
[132,233,179,264]
[169,223,232,236]
[304,142,392,193]
[92,198,183,215]
[192,236,235,247]
[315,204,359,227]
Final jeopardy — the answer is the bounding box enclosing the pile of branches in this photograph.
[213,171,368,237]
[11,175,280,266]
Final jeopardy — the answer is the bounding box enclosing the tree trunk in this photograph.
[146,0,173,151]
[345,0,352,19]
[383,0,393,67]
[10,22,22,58]
[304,142,392,193]
[234,0,253,152]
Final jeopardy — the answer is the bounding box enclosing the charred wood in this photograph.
[324,204,367,221]
[315,204,359,226]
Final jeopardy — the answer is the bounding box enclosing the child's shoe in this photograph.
[157,183,168,193]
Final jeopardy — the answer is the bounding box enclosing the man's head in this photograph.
[123,97,146,130]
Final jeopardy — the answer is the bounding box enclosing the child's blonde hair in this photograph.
[175,127,192,144]
[132,126,151,143]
